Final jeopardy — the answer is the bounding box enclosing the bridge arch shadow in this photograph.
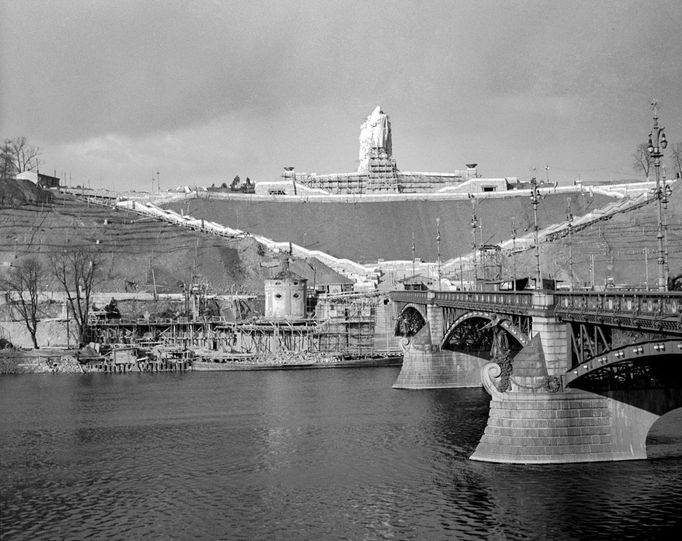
[395,304,426,337]
[439,312,528,361]
[566,340,682,416]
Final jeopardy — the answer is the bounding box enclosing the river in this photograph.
[1,368,681,540]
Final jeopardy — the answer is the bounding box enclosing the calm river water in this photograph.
[1,367,682,540]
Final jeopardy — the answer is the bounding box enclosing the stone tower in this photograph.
[264,268,308,321]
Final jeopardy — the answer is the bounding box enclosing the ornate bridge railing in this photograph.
[390,290,534,314]
[554,291,682,333]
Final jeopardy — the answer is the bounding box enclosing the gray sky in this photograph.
[2,0,681,190]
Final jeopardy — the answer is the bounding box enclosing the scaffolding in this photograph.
[87,292,389,359]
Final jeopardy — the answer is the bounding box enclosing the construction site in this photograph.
[82,289,398,372]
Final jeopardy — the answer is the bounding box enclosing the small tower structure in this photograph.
[264,262,308,321]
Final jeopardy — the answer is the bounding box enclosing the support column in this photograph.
[471,363,660,464]
[425,295,444,346]
[531,292,569,376]
[531,316,569,376]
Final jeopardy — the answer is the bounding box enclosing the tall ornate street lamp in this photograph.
[647,100,669,291]
[511,220,517,292]
[530,177,542,289]
[470,199,478,290]
[436,218,442,290]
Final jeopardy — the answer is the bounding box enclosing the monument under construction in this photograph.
[281,106,508,195]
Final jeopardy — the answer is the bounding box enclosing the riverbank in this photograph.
[0,348,402,374]
[192,355,402,371]
[0,348,82,374]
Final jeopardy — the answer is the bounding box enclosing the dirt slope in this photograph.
[0,190,278,294]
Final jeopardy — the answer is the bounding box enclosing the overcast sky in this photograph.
[2,0,681,191]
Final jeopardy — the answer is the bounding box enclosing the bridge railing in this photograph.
[389,290,534,309]
[554,291,682,319]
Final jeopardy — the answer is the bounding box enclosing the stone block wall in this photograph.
[531,315,569,375]
[426,303,444,345]
[393,347,487,389]
[471,388,658,463]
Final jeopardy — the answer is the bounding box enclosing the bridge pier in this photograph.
[471,363,659,463]
[392,322,488,389]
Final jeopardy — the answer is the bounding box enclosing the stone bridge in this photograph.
[389,289,682,464]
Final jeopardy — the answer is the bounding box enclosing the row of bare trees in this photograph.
[1,136,41,181]
[1,248,100,348]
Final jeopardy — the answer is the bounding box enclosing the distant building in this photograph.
[289,257,354,294]
[398,274,437,291]
[14,171,60,189]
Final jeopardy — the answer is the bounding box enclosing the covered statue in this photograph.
[358,106,392,173]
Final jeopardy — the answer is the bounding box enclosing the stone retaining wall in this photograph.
[0,320,74,349]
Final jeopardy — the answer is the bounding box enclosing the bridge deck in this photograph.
[390,290,682,333]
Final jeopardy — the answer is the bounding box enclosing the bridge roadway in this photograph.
[391,289,682,330]
[391,288,682,380]
[389,288,682,463]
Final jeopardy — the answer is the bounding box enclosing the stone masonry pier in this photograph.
[470,364,657,463]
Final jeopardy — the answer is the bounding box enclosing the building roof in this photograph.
[289,257,354,286]
[14,171,39,184]
[269,268,306,282]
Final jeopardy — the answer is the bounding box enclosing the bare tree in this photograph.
[632,143,652,180]
[0,140,15,181]
[671,143,682,180]
[2,258,44,349]
[51,247,101,346]
[0,137,41,180]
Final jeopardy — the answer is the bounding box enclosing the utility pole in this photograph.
[530,176,542,289]
[567,199,574,291]
[411,232,416,278]
[646,100,669,291]
[470,197,478,290]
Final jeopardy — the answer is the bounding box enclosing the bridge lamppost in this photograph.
[530,176,542,289]
[436,218,442,290]
[647,100,668,291]
[511,220,517,292]
[470,203,478,290]
[411,232,416,279]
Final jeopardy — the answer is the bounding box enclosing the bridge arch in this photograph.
[395,304,427,337]
[566,339,682,416]
[439,311,529,357]
[399,303,427,322]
